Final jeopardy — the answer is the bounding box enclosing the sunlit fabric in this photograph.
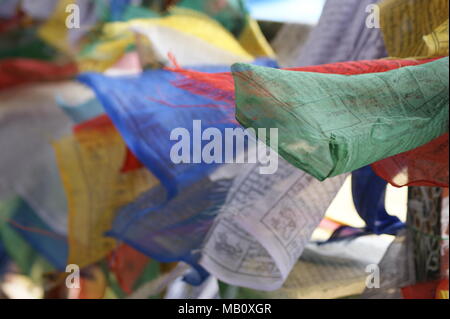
[77,9,255,72]
[6,198,68,270]
[107,176,232,283]
[78,62,275,198]
[53,123,157,268]
[372,133,449,188]
[171,58,439,105]
[379,0,449,58]
[0,82,77,235]
[170,58,446,187]
[232,57,449,181]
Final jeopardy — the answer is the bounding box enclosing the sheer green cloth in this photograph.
[233,57,449,180]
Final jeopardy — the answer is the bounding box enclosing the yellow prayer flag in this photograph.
[78,8,255,72]
[238,18,276,58]
[38,0,76,56]
[53,127,158,268]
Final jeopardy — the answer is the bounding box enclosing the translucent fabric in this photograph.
[199,158,346,290]
[171,58,438,104]
[371,133,449,187]
[38,0,76,55]
[171,58,447,187]
[53,124,157,268]
[78,65,242,198]
[77,9,255,72]
[132,22,252,67]
[107,175,232,280]
[379,0,449,58]
[78,59,344,289]
[0,82,82,235]
[232,57,449,181]
[177,0,275,58]
[1,197,68,270]
[108,147,346,290]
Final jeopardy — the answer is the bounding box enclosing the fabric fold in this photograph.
[232,57,449,181]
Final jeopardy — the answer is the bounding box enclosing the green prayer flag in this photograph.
[232,57,449,180]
